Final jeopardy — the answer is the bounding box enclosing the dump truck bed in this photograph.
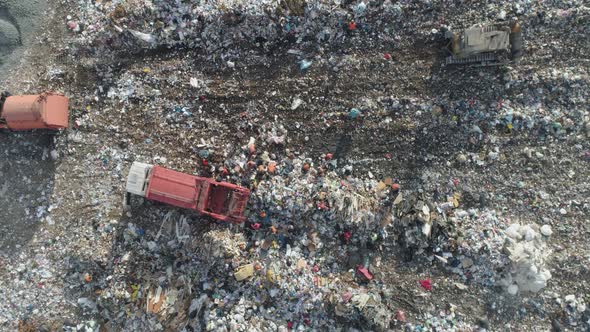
[145,166,199,210]
[1,95,69,130]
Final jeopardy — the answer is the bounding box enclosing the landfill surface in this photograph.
[0,0,589,331]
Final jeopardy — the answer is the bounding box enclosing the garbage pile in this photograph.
[390,191,449,259]
[440,209,554,293]
[331,291,391,331]
[71,129,472,331]
[500,223,552,295]
[69,0,395,57]
[559,294,589,329]
[459,66,590,138]
[1,0,589,331]
[79,117,576,331]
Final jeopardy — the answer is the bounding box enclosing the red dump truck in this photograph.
[125,162,250,223]
[0,93,69,130]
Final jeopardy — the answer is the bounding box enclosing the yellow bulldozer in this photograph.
[445,21,523,66]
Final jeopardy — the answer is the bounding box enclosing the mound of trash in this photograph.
[500,223,553,294]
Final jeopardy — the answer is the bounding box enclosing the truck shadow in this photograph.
[60,205,221,330]
[0,131,57,256]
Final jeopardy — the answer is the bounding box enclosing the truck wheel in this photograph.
[0,91,10,109]
[124,192,132,210]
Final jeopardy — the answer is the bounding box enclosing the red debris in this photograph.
[419,279,432,291]
[250,223,261,230]
[201,159,208,167]
[348,22,357,31]
[356,265,373,280]
[383,53,392,60]
[312,265,319,273]
[341,292,353,303]
[325,153,333,160]
[452,178,459,186]
[385,153,393,159]
[67,21,78,30]
[391,183,400,191]
[313,275,321,286]
[342,231,352,243]
[267,161,277,173]
[287,321,293,329]
[395,309,407,322]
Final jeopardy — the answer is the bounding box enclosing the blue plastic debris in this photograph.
[199,149,210,159]
[173,106,193,116]
[300,60,312,71]
[354,2,367,16]
[348,108,361,119]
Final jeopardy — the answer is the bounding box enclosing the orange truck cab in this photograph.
[0,94,69,130]
[125,162,250,223]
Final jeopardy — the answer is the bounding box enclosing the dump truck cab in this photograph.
[125,162,250,223]
[445,21,523,65]
[0,94,69,130]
